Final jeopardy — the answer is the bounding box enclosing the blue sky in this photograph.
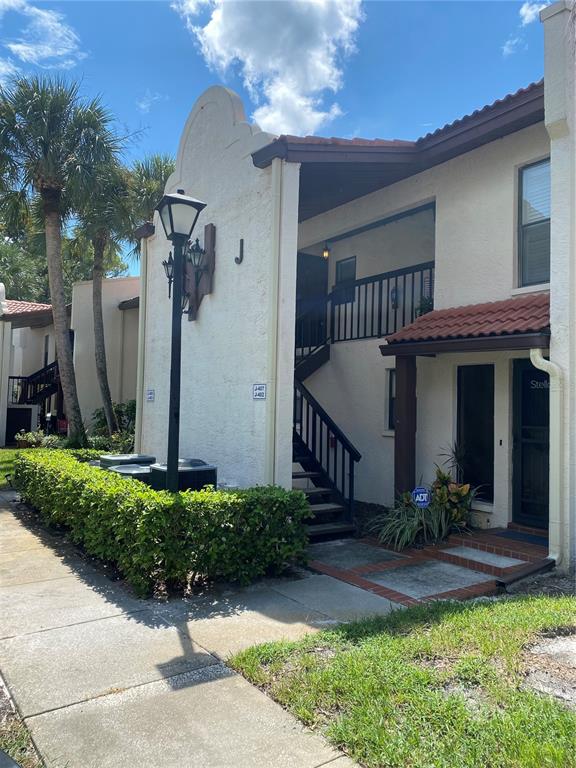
[0,1,547,272]
[0,1,546,157]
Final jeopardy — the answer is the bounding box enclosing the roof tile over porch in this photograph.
[379,292,551,495]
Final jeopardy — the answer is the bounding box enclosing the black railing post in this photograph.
[348,453,354,522]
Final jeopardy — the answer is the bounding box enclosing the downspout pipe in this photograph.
[530,347,563,565]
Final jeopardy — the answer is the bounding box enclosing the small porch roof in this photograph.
[380,292,550,356]
[0,299,54,329]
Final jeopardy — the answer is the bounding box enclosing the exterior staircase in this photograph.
[9,361,59,406]
[293,303,361,540]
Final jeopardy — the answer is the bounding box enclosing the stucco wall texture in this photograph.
[71,276,139,426]
[140,87,299,488]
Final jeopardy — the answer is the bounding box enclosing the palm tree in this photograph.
[128,154,175,239]
[0,76,120,445]
[75,163,130,435]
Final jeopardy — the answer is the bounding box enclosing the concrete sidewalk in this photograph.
[0,491,396,768]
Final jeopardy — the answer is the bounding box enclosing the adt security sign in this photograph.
[412,487,430,508]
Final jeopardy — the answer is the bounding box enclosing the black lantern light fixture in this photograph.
[322,242,330,260]
[162,252,174,298]
[186,237,206,278]
[155,189,207,492]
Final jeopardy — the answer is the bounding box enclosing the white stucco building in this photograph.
[136,1,575,571]
[0,276,140,444]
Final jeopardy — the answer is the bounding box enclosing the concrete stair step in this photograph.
[292,471,321,480]
[305,521,356,541]
[302,487,332,498]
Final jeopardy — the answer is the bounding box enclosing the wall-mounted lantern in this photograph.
[322,242,330,260]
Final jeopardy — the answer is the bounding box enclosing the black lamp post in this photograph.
[155,189,206,492]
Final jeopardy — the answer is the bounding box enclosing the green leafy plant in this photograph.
[87,435,112,451]
[14,450,311,595]
[91,400,136,436]
[14,429,44,448]
[415,294,434,317]
[431,466,475,527]
[370,467,475,551]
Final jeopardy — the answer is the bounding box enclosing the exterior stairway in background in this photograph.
[8,361,59,406]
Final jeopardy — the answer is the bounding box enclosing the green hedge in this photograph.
[14,450,310,595]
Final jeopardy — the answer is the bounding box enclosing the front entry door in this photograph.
[513,359,549,529]
[457,365,495,502]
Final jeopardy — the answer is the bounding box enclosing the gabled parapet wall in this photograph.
[139,87,300,489]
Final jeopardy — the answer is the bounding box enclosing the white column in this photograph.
[542,0,576,570]
[0,321,12,446]
[134,237,149,453]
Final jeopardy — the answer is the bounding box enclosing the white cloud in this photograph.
[502,1,549,57]
[0,0,85,70]
[502,34,524,57]
[136,89,168,114]
[0,57,18,84]
[172,0,364,136]
[519,1,548,26]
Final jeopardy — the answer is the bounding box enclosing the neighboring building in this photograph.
[0,276,139,444]
[71,277,139,425]
[0,291,59,444]
[136,2,575,570]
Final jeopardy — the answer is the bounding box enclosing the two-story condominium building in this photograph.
[136,1,575,571]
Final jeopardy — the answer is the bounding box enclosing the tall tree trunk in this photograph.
[92,233,118,435]
[42,189,87,446]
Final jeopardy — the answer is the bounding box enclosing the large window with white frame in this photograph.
[518,158,550,287]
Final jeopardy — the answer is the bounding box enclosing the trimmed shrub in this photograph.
[14,450,310,595]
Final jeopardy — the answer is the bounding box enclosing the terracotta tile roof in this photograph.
[260,81,543,153]
[276,135,415,148]
[3,299,51,316]
[386,292,550,345]
[417,80,543,144]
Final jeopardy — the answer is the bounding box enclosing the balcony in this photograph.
[295,260,435,354]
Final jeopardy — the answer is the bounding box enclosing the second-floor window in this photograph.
[519,158,550,287]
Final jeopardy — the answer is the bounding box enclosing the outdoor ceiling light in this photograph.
[155,188,207,242]
[322,242,330,260]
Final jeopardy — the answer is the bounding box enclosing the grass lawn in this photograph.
[1,686,43,768]
[0,449,18,489]
[231,596,576,768]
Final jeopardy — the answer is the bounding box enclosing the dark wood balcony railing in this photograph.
[295,261,434,357]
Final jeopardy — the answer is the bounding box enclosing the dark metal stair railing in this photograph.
[294,297,330,364]
[330,260,434,343]
[8,361,59,405]
[293,379,361,520]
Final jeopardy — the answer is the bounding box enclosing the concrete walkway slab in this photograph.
[269,574,396,621]
[0,526,52,554]
[308,539,401,569]
[0,546,93,587]
[27,664,356,768]
[363,560,491,599]
[0,610,217,716]
[170,584,332,659]
[0,574,144,639]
